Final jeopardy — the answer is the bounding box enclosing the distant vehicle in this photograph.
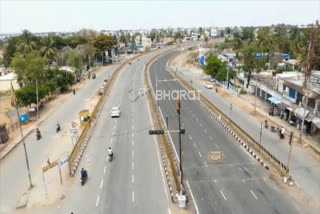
[205,82,213,89]
[129,60,132,64]
[111,107,120,118]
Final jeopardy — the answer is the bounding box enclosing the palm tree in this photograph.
[17,29,37,56]
[40,36,57,64]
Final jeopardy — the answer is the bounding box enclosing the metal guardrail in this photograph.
[168,52,288,174]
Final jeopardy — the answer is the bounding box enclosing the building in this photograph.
[251,71,320,133]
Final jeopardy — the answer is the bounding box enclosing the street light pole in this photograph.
[36,80,39,119]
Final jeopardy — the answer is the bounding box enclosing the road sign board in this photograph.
[10,109,17,117]
[69,128,78,138]
[208,151,223,162]
[72,121,77,128]
[59,153,69,167]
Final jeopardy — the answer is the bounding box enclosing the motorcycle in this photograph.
[108,153,113,162]
[56,124,61,133]
[81,173,88,185]
[36,131,41,140]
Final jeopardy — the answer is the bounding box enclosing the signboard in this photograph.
[59,153,69,167]
[69,128,78,138]
[200,56,205,66]
[19,113,28,122]
[10,109,17,117]
[199,43,203,48]
[208,151,223,162]
[29,108,36,112]
[72,121,77,128]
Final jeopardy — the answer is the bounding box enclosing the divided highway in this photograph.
[24,48,175,214]
[149,51,302,214]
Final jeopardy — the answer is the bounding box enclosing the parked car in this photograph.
[111,107,120,118]
[205,82,213,89]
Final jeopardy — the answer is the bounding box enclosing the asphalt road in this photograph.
[0,62,126,213]
[14,47,175,214]
[149,51,303,214]
[177,65,320,203]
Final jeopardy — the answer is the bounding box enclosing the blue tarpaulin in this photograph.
[268,97,281,104]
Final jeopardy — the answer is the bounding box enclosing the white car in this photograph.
[111,107,120,118]
[205,82,213,89]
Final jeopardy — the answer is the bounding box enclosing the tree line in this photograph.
[214,22,320,87]
[1,29,116,107]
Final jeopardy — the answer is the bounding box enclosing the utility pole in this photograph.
[226,65,229,89]
[36,80,39,119]
[299,93,309,143]
[259,122,263,145]
[229,103,232,121]
[17,105,33,188]
[286,132,294,176]
[177,92,184,194]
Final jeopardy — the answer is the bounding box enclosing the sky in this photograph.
[0,0,319,34]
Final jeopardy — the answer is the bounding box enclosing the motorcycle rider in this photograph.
[108,147,113,159]
[81,168,88,180]
[36,128,41,139]
[56,121,61,132]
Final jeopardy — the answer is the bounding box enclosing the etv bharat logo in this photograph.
[155,89,201,101]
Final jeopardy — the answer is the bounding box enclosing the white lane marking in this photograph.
[242,179,246,183]
[132,174,135,183]
[132,140,134,146]
[189,134,192,140]
[199,123,203,127]
[104,166,106,174]
[220,190,227,201]
[186,180,199,214]
[100,179,104,189]
[132,133,134,138]
[96,195,100,207]
[132,150,134,157]
[110,138,113,144]
[114,124,116,130]
[193,143,197,148]
[132,162,134,170]
[250,190,258,200]
[209,136,213,141]
[212,179,217,183]
[204,129,208,134]
[243,166,249,172]
[203,161,208,167]
[132,191,135,203]
[214,144,219,149]
[198,151,203,158]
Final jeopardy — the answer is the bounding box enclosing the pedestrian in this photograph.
[280,126,285,139]
[73,89,76,95]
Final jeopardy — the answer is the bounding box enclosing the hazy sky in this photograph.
[0,0,319,33]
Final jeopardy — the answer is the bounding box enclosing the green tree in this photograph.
[241,27,255,42]
[56,46,72,66]
[65,36,89,49]
[2,36,19,67]
[215,64,236,82]
[131,36,136,51]
[240,42,257,88]
[203,54,223,77]
[40,36,58,64]
[10,51,47,87]
[67,51,83,79]
[93,34,115,54]
[16,30,37,56]
[15,85,47,107]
